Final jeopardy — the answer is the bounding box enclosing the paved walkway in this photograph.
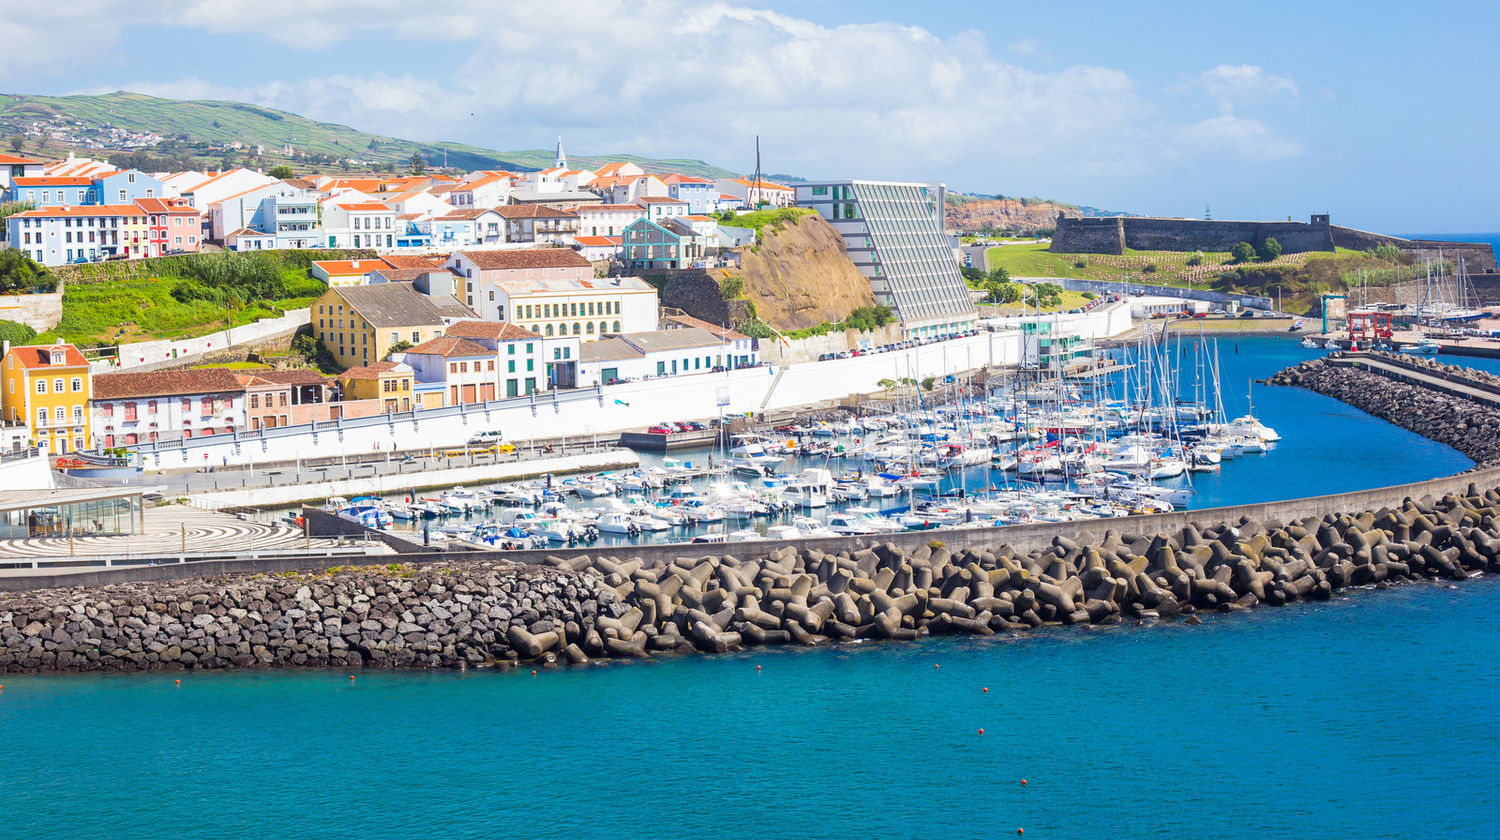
[0,505,317,561]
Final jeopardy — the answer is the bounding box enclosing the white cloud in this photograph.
[0,1,1309,188]
[1199,64,1298,113]
[1176,115,1303,162]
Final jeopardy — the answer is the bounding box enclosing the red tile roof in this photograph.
[4,343,89,369]
[445,320,542,341]
[0,154,43,165]
[337,361,408,380]
[312,259,379,276]
[573,236,622,247]
[405,336,492,357]
[134,198,197,214]
[92,368,247,400]
[637,196,687,204]
[572,204,644,213]
[495,204,578,219]
[338,202,392,212]
[379,254,446,269]
[11,176,92,187]
[11,204,138,218]
[457,248,591,270]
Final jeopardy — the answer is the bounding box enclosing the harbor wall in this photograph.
[123,329,1025,470]
[1051,215,1335,256]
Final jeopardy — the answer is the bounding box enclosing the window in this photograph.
[70,377,82,392]
[599,321,608,334]
[53,378,63,393]
[449,363,458,374]
[123,402,138,421]
[411,331,420,343]
[487,360,495,371]
[182,398,191,412]
[612,320,621,333]
[526,343,533,353]
[73,405,83,422]
[460,362,468,373]
[251,394,259,409]
[147,400,157,415]
[35,379,46,394]
[507,344,515,356]
[572,323,580,336]
[587,302,595,316]
[507,360,515,373]
[54,406,66,421]
[201,397,213,415]
[545,325,554,337]
[586,322,594,335]
[526,359,534,372]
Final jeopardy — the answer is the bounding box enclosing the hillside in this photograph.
[945,197,1079,234]
[0,91,742,179]
[735,213,876,330]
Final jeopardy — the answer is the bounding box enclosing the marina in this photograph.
[310,335,1470,549]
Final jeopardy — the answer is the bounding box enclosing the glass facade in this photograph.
[797,180,977,336]
[0,495,142,540]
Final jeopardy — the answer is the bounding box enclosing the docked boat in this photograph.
[1403,339,1441,356]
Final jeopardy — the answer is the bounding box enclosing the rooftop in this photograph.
[444,320,542,341]
[335,282,475,328]
[3,343,89,369]
[458,248,592,271]
[93,368,246,400]
[405,335,493,358]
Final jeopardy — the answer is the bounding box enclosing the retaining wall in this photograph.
[123,330,1024,469]
[92,308,311,373]
[0,291,63,332]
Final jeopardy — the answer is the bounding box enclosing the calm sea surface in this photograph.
[4,335,1500,838]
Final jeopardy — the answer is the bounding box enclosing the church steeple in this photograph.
[553,136,566,169]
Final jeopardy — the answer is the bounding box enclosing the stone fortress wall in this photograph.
[1051,214,1497,273]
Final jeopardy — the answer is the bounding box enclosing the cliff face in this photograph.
[946,199,1078,233]
[737,215,875,331]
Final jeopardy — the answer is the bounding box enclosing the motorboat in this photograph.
[1403,339,1441,356]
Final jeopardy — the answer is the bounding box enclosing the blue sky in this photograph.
[2,0,1493,232]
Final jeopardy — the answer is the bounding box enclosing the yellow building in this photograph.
[312,274,475,369]
[336,361,415,412]
[1,341,92,454]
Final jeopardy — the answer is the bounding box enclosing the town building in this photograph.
[636,195,689,223]
[6,204,139,264]
[400,336,502,404]
[444,319,574,392]
[322,201,396,249]
[90,368,247,446]
[662,174,718,214]
[312,275,476,369]
[335,361,416,413]
[1,341,92,454]
[577,326,757,387]
[495,204,579,245]
[572,235,622,263]
[795,180,977,338]
[570,204,645,237]
[134,197,202,256]
[0,153,45,193]
[448,249,657,340]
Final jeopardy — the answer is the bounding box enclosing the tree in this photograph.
[987,265,1011,284]
[268,165,295,180]
[1186,250,1204,266]
[984,280,1022,304]
[0,249,55,294]
[1257,237,1283,261]
[960,266,986,285]
[385,340,414,359]
[7,135,23,153]
[1230,241,1256,263]
[409,152,426,175]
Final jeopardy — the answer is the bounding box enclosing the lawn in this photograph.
[987,242,1316,288]
[37,277,322,347]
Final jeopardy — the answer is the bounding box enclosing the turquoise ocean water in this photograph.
[4,334,1500,837]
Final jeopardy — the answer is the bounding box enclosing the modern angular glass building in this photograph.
[794,180,977,338]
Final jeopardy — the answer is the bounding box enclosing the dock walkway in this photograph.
[1330,353,1500,407]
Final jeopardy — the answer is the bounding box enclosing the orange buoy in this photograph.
[349,675,355,680]
[983,687,989,693]
[174,679,180,685]
[934,664,940,669]
[1021,779,1027,786]
[1018,830,1023,836]
[756,664,761,671]
[978,728,984,735]
[531,670,537,676]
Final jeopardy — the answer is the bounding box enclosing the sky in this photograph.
[2,0,1495,233]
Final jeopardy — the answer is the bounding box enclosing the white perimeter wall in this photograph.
[132,328,1025,469]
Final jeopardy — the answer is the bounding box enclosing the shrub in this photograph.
[1230,241,1256,263]
[1073,259,1087,269]
[717,274,745,299]
[0,319,37,345]
[737,319,774,339]
[1142,263,1157,273]
[1081,292,1097,300]
[1186,251,1204,266]
[0,249,57,294]
[1256,237,1283,261]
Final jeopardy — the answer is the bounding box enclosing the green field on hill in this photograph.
[0,91,743,179]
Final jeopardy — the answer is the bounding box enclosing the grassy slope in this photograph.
[39,272,322,346]
[985,242,1349,287]
[0,91,741,178]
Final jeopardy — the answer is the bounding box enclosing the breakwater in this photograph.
[1269,352,1500,466]
[7,478,1500,672]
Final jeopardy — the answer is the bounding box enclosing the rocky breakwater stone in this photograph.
[0,561,614,673]
[1269,354,1500,467]
[11,482,1500,673]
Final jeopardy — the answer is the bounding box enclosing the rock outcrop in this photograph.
[736,215,875,331]
[945,199,1078,234]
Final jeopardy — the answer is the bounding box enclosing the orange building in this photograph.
[1,341,92,454]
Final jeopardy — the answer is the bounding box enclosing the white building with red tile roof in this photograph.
[397,335,501,404]
[570,203,646,237]
[321,199,397,249]
[0,153,46,191]
[571,235,622,262]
